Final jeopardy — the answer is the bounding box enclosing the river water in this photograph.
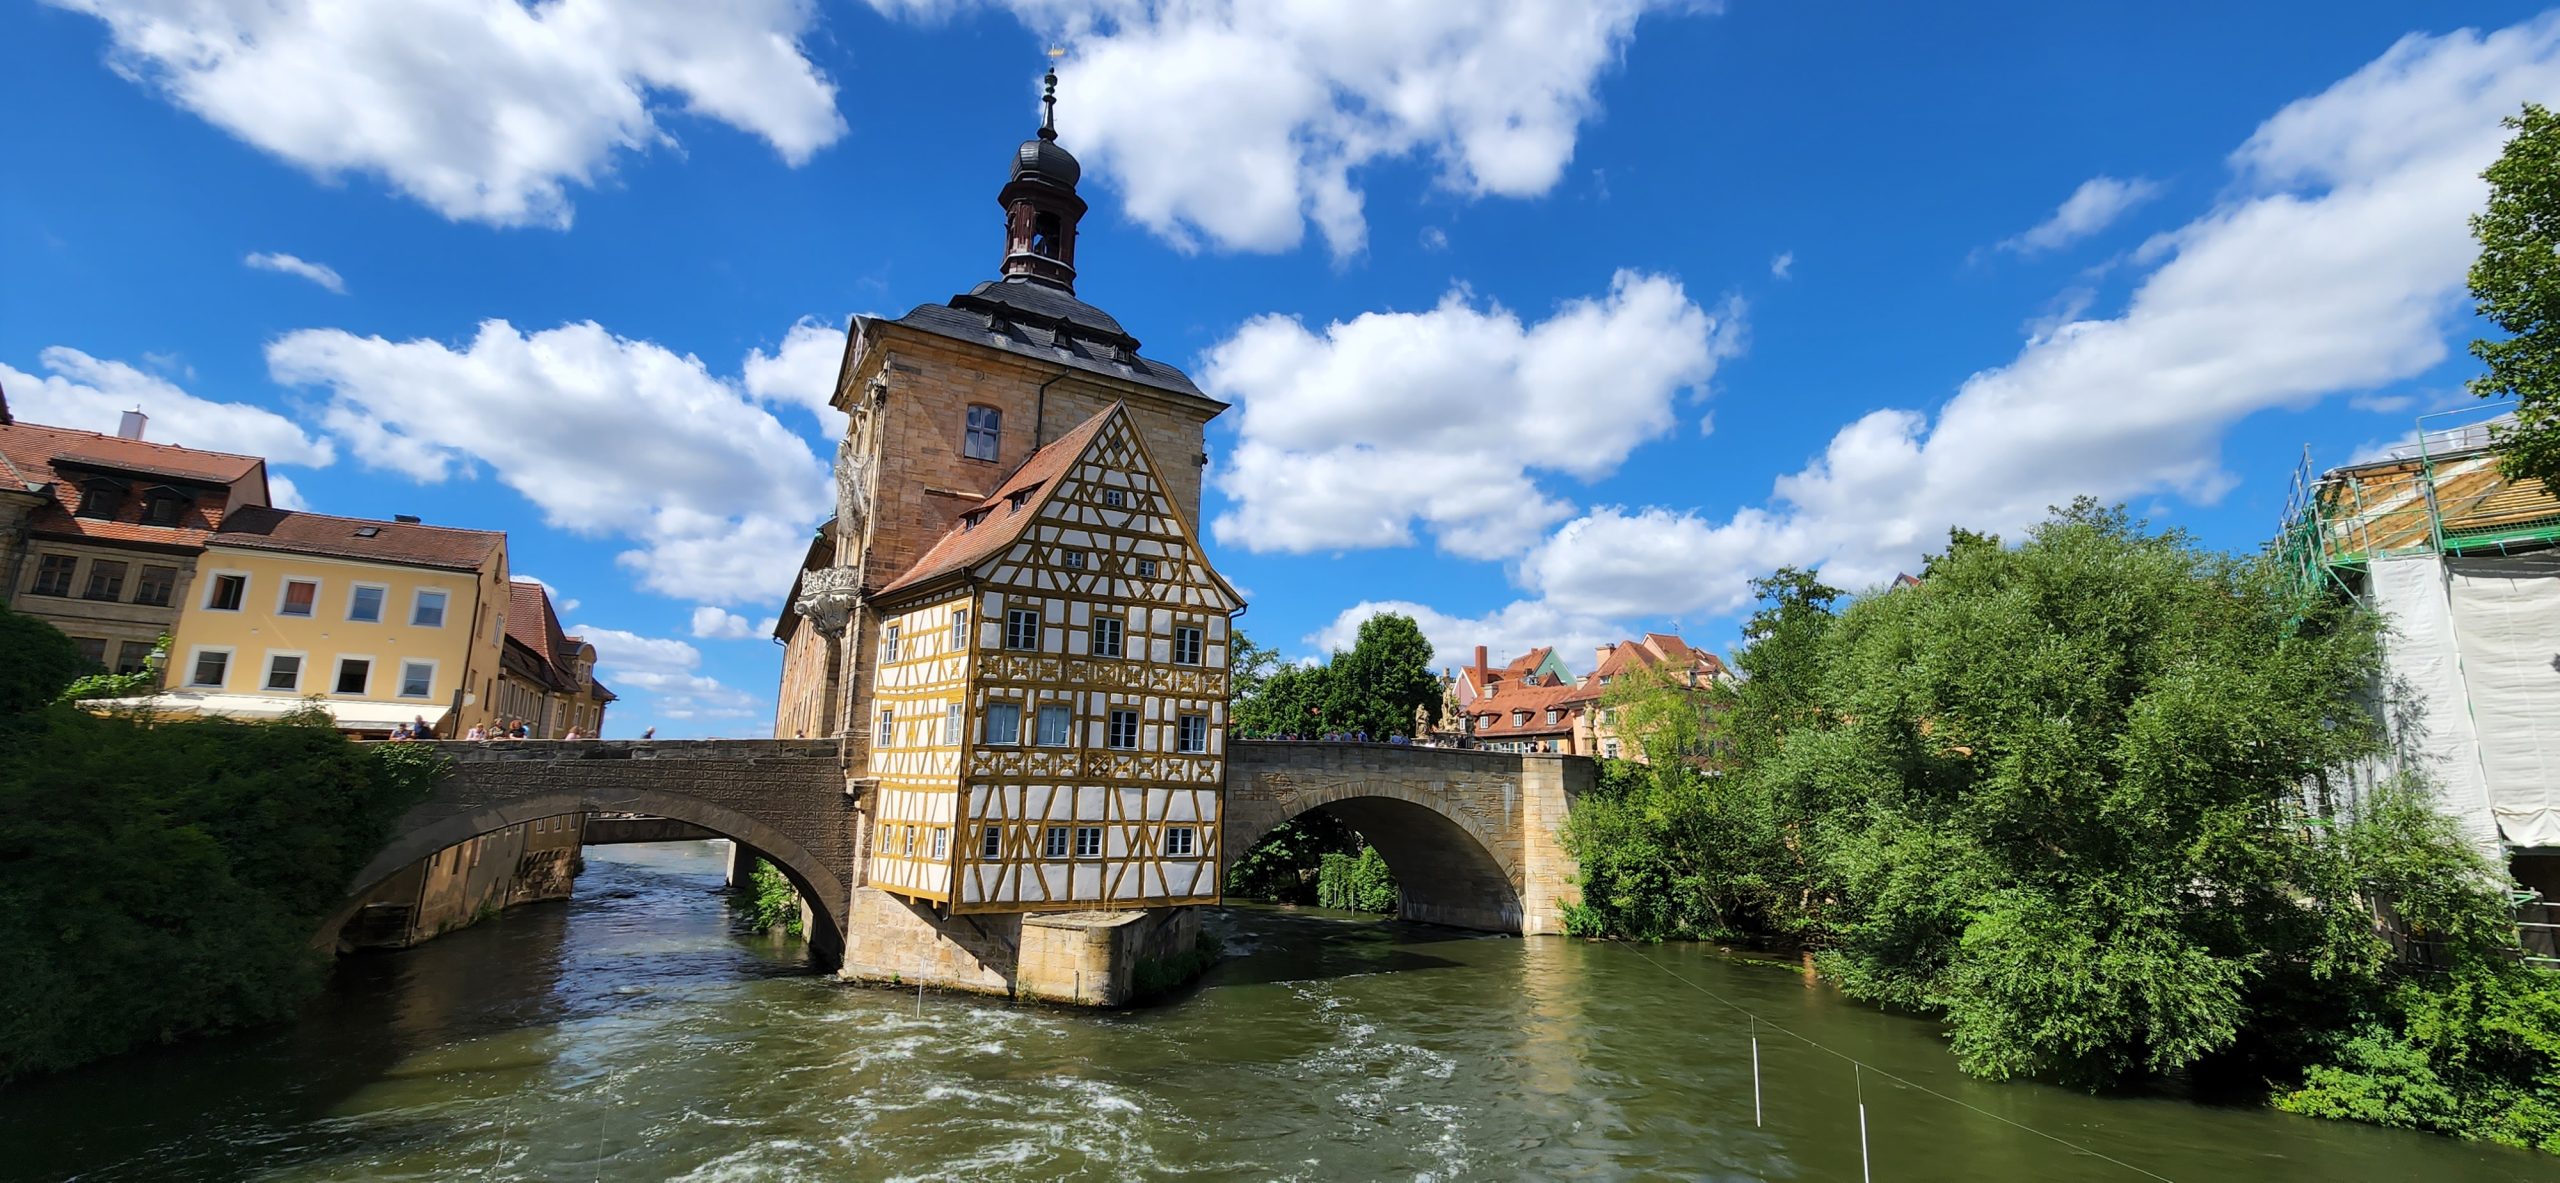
[4,842,2547,1182]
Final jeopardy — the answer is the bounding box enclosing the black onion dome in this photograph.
[1012,135,1081,186]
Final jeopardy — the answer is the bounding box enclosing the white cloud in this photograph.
[54,0,844,228]
[2,346,335,466]
[879,1,1687,256]
[742,316,848,437]
[265,319,831,605]
[267,473,309,510]
[1344,15,2560,646]
[516,574,581,614]
[1419,226,1449,252]
[576,623,762,721]
[1999,175,2162,255]
[1769,250,1793,279]
[1205,270,1741,558]
[690,605,758,639]
[243,251,346,294]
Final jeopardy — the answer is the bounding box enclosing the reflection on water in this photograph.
[1,841,2546,1181]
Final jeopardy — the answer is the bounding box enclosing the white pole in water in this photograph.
[1751,1028,1763,1128]
[1856,1063,1871,1183]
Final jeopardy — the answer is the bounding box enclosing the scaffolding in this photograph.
[2278,404,2560,602]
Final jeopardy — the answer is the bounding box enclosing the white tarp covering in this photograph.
[2447,553,2560,849]
[89,690,450,733]
[2370,555,2503,858]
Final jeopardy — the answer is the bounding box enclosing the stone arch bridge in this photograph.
[321,738,1592,965]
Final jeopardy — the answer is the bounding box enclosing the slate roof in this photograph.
[878,405,1118,598]
[0,420,269,550]
[884,278,1215,401]
[211,507,502,573]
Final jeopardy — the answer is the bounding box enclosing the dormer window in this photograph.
[141,487,189,526]
[1513,710,1530,726]
[76,478,124,520]
[963,405,1001,462]
[1007,489,1032,512]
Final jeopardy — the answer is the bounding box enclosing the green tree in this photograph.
[1234,661,1333,737]
[1321,612,1439,739]
[0,605,437,1081]
[2471,104,2560,485]
[1227,629,1282,711]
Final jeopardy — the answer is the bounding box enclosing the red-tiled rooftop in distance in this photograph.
[878,405,1118,597]
[212,506,502,572]
[0,419,270,550]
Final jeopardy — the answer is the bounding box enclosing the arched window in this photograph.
[964,405,1001,462]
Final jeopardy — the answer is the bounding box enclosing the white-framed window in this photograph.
[1603,739,1621,758]
[1062,551,1086,570]
[881,622,901,664]
[411,588,449,628]
[943,702,962,746]
[983,702,1022,745]
[398,659,437,699]
[186,646,233,689]
[1075,826,1102,858]
[263,651,305,693]
[1044,826,1070,859]
[1136,559,1158,579]
[1174,626,1202,665]
[1177,715,1208,753]
[346,582,387,623]
[277,578,319,618]
[981,825,1003,859]
[876,708,895,747]
[203,571,248,612]
[335,656,372,695]
[1108,709,1139,749]
[964,405,1002,461]
[949,609,968,650]
[1166,826,1196,857]
[1005,608,1041,650]
[1103,488,1126,509]
[1091,616,1123,658]
[1036,705,1072,746]
[903,827,916,855]
[931,828,950,860]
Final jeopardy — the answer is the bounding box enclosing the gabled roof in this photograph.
[502,579,613,702]
[1469,676,1586,739]
[0,419,270,549]
[878,407,1116,597]
[211,507,501,572]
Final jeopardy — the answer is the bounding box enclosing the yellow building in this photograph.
[135,508,511,736]
[494,578,614,738]
[864,404,1241,911]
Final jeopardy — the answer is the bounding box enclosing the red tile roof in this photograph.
[878,405,1118,597]
[211,507,501,572]
[0,420,271,551]
[1468,676,1585,740]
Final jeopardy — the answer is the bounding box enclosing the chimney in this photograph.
[1595,641,1617,669]
[1474,645,1489,679]
[117,408,148,440]
[394,514,422,524]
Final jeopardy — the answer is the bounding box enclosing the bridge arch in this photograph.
[1224,779,1527,932]
[315,740,856,964]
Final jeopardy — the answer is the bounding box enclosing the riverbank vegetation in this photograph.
[745,858,805,936]
[1562,503,2560,1152]
[0,606,440,1085]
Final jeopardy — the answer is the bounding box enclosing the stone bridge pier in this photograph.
[321,740,854,962]
[1224,743,1592,935]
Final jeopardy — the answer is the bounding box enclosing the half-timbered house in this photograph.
[864,404,1241,911]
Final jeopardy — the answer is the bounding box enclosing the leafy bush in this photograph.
[1316,846,1398,913]
[1225,812,1366,903]
[0,608,435,1081]
[746,858,803,936]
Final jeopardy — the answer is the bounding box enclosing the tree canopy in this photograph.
[2472,103,2560,485]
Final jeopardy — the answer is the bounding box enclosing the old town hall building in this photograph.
[772,71,1240,995]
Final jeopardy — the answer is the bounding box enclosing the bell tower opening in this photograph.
[999,63,1087,291]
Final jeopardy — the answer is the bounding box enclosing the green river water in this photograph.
[4,841,2549,1181]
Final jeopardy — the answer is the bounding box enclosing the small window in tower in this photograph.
[1033,211,1062,257]
[964,405,1001,462]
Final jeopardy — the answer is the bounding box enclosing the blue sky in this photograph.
[5,2,2554,737]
